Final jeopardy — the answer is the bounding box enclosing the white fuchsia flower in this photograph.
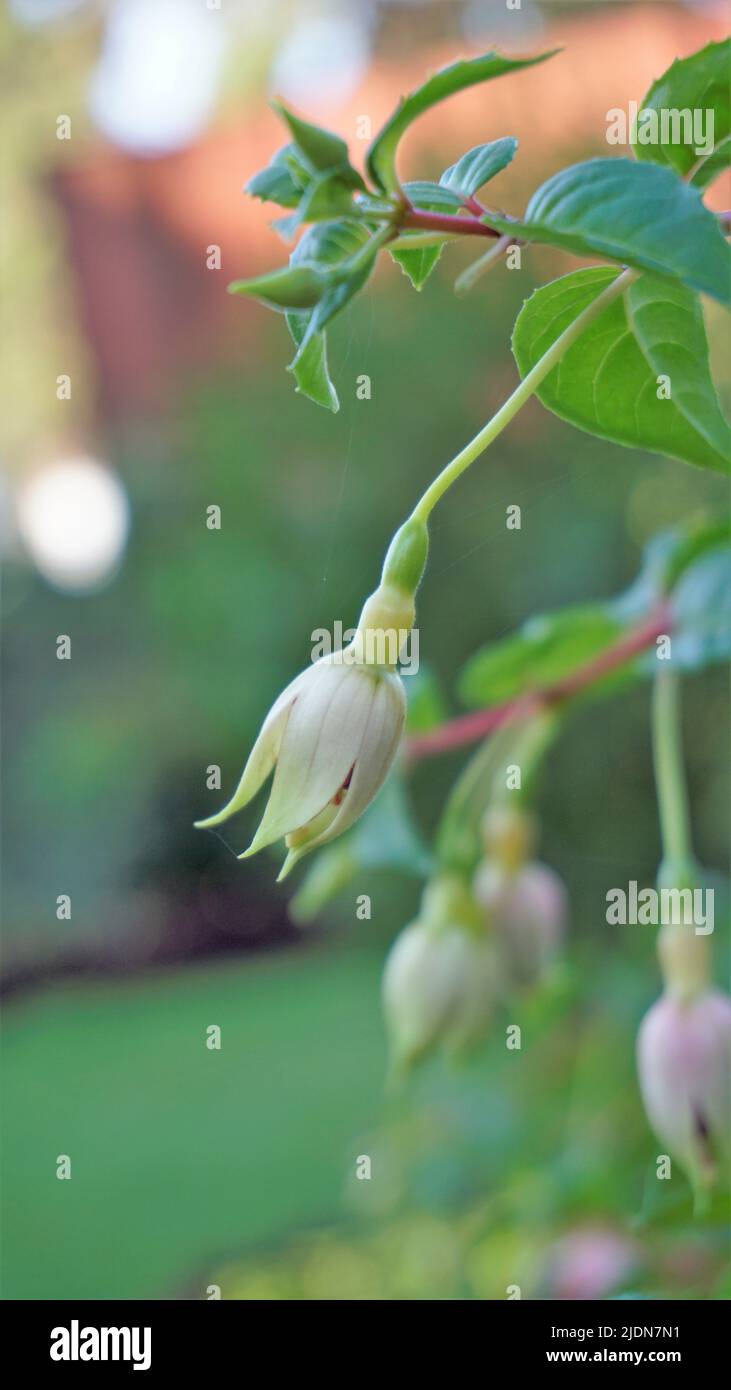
[636,988,731,1191]
[194,559,426,877]
[195,648,406,879]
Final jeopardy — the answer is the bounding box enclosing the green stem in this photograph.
[454,234,514,296]
[389,230,457,251]
[652,667,693,867]
[349,222,397,270]
[410,266,637,524]
[435,710,558,874]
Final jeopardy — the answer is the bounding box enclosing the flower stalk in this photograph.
[408,267,638,526]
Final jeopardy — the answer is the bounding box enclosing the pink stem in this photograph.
[402,208,501,239]
[406,603,672,761]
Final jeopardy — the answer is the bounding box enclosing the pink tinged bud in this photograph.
[473,860,567,986]
[549,1229,639,1301]
[195,653,406,878]
[637,989,731,1189]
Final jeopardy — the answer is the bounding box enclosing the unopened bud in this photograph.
[548,1228,639,1301]
[637,989,731,1191]
[657,924,711,1002]
[473,859,567,986]
[382,875,495,1072]
[655,859,710,1002]
[351,583,415,667]
[480,805,537,873]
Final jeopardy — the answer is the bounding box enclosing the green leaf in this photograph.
[286,311,339,412]
[275,172,365,240]
[632,38,730,180]
[246,144,309,208]
[290,222,378,341]
[667,545,731,671]
[440,138,518,197]
[292,220,371,268]
[272,100,365,186]
[663,518,730,592]
[404,180,465,212]
[389,181,463,290]
[488,158,731,305]
[284,220,373,410]
[228,263,332,311]
[615,517,729,622]
[248,142,364,238]
[690,133,731,191]
[458,605,624,707]
[366,49,558,194]
[512,267,730,473]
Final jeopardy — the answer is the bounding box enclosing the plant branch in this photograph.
[406,602,671,761]
[401,208,501,239]
[454,233,515,295]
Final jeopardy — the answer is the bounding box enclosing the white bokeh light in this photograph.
[88,0,226,156]
[270,12,372,112]
[16,457,131,593]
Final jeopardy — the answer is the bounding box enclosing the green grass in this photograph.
[1,939,386,1299]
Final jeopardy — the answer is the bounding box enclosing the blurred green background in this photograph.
[2,0,729,1300]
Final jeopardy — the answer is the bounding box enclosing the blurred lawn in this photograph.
[1,939,386,1299]
[4,927,728,1299]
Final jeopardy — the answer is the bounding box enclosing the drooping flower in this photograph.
[382,876,498,1072]
[473,859,567,987]
[195,646,406,879]
[195,517,428,878]
[636,988,731,1191]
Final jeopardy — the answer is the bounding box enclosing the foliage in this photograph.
[235,36,730,479]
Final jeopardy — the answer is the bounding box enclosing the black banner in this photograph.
[6,1298,724,1374]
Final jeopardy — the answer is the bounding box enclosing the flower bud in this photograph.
[548,1228,639,1301]
[480,805,537,873]
[382,876,496,1071]
[228,263,332,310]
[473,859,566,987]
[636,989,731,1191]
[655,858,710,1003]
[350,583,415,668]
[195,651,406,878]
[657,924,711,1003]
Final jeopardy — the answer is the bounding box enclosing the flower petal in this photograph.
[278,670,406,861]
[242,661,375,855]
[194,666,310,829]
